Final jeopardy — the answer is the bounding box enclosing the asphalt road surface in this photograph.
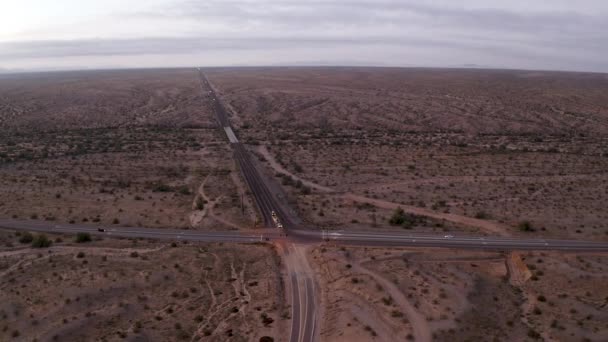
[0,219,280,243]
[198,70,294,229]
[295,229,608,251]
[3,218,606,251]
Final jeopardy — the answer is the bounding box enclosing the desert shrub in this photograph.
[31,234,52,248]
[382,296,393,305]
[19,232,34,244]
[391,310,404,318]
[259,337,274,342]
[260,313,274,327]
[281,174,294,186]
[152,183,172,192]
[389,207,425,228]
[177,186,191,195]
[518,221,535,232]
[527,329,541,339]
[475,211,489,219]
[76,252,85,258]
[389,208,407,225]
[75,232,92,243]
[112,218,120,224]
[292,162,303,173]
[195,197,205,210]
[130,252,139,258]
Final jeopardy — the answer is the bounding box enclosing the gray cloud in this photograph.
[2,0,607,72]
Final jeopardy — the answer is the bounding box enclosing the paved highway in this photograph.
[295,229,608,251]
[198,70,294,229]
[0,219,280,243]
[4,218,607,251]
[201,70,310,342]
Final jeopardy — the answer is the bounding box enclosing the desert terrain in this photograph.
[207,67,608,239]
[309,244,608,342]
[0,69,257,231]
[1,67,608,342]
[0,228,285,341]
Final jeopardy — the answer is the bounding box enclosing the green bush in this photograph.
[475,211,489,219]
[177,186,191,195]
[152,183,172,192]
[19,232,34,244]
[518,221,535,232]
[195,197,205,210]
[389,207,425,229]
[75,232,92,243]
[31,234,52,248]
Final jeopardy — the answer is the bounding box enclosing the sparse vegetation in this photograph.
[75,232,92,243]
[31,234,52,248]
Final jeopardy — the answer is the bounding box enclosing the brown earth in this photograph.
[0,69,257,231]
[0,229,286,341]
[309,245,608,342]
[206,67,608,239]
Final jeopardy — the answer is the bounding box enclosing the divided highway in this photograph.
[199,70,294,229]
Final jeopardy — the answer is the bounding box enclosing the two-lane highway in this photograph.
[295,229,608,251]
[0,219,280,243]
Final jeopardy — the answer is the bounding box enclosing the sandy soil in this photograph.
[0,69,257,231]
[206,67,608,239]
[308,245,608,342]
[0,229,286,341]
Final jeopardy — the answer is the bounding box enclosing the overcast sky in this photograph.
[1,0,607,72]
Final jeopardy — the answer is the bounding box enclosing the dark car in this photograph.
[98,228,106,232]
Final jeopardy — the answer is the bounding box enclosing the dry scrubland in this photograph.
[310,245,608,342]
[0,229,284,341]
[0,69,256,230]
[207,67,608,239]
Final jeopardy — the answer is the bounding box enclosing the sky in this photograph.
[0,0,607,72]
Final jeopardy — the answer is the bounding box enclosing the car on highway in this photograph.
[98,228,106,232]
[444,234,454,238]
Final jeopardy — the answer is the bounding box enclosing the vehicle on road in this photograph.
[271,210,284,229]
[444,234,454,238]
[98,228,106,232]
